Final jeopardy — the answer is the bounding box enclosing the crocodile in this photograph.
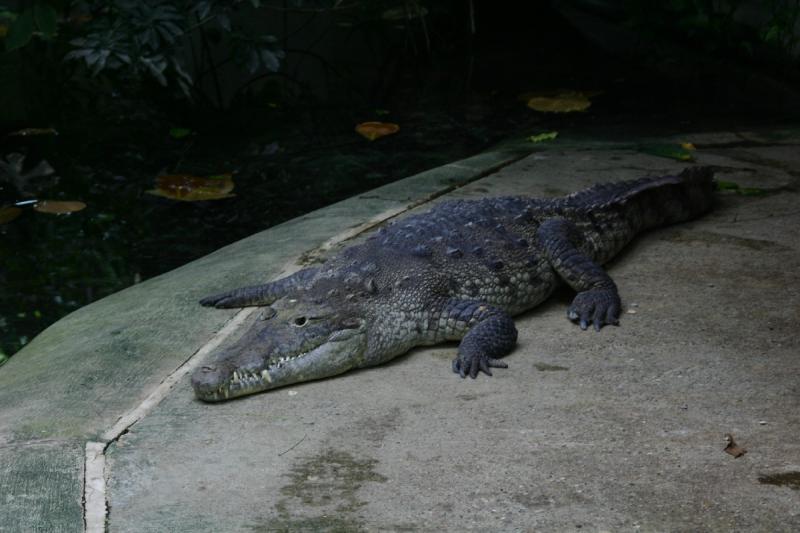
[192,167,714,401]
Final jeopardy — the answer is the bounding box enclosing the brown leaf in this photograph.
[724,433,747,458]
[146,173,235,202]
[0,206,22,224]
[33,201,87,215]
[524,91,592,113]
[355,122,400,141]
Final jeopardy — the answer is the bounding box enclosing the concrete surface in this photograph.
[2,129,799,532]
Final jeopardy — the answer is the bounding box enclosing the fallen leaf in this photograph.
[724,433,747,458]
[67,13,93,25]
[715,180,740,191]
[527,131,559,143]
[525,91,592,113]
[640,143,694,161]
[355,122,400,141]
[168,127,193,139]
[738,187,767,196]
[146,173,235,201]
[0,206,22,224]
[33,200,87,214]
[8,127,59,137]
[714,181,766,196]
[680,142,696,151]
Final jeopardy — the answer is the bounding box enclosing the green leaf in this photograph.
[714,181,767,196]
[169,127,193,139]
[33,2,57,38]
[527,131,559,143]
[5,8,34,51]
[763,25,780,44]
[715,180,740,191]
[737,187,766,196]
[639,143,694,161]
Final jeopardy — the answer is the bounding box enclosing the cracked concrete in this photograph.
[2,129,799,531]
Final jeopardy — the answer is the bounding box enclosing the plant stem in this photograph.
[200,26,224,108]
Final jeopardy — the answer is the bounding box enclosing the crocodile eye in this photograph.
[292,316,308,327]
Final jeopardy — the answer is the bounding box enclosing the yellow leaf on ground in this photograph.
[0,206,22,224]
[527,131,559,142]
[355,122,400,141]
[33,201,87,214]
[147,173,235,201]
[526,91,592,113]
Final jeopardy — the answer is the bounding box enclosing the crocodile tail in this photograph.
[617,166,715,232]
[566,166,714,232]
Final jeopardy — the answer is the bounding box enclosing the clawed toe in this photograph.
[452,355,508,379]
[568,288,621,331]
[199,294,236,308]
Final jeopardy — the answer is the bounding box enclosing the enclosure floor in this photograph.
[2,128,799,532]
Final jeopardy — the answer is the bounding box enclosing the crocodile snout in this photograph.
[191,363,232,396]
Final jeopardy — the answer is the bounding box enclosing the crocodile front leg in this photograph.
[537,218,621,331]
[200,267,319,308]
[437,298,518,379]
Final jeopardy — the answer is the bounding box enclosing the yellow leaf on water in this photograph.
[355,122,400,141]
[146,173,235,202]
[0,206,22,224]
[525,91,592,113]
[33,201,87,214]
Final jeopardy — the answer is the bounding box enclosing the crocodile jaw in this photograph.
[191,327,367,402]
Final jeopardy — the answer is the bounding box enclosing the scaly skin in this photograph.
[192,167,715,401]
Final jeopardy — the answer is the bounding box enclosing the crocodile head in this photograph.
[191,294,368,402]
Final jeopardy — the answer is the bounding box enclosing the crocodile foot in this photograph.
[452,354,508,379]
[567,287,621,331]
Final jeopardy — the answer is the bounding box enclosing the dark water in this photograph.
[1,3,795,362]
[0,87,555,359]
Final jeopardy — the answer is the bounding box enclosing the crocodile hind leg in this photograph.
[537,218,621,331]
[199,267,319,308]
[438,298,518,379]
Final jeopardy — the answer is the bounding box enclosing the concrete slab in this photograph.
[3,131,800,531]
